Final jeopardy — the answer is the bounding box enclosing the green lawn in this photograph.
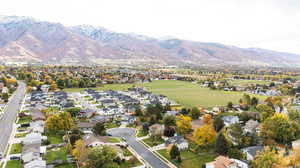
[107,137,120,143]
[157,149,216,168]
[136,129,148,137]
[119,157,143,168]
[55,164,76,168]
[142,137,165,147]
[9,143,22,154]
[106,122,120,129]
[45,147,68,163]
[228,79,270,86]
[47,133,64,144]
[123,148,133,157]
[5,160,22,168]
[15,132,28,138]
[17,116,32,124]
[65,80,267,107]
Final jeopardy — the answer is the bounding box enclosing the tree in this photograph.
[228,148,244,160]
[227,101,233,109]
[176,115,192,136]
[193,124,216,147]
[45,114,65,132]
[288,109,300,122]
[93,122,106,136]
[134,108,143,116]
[260,113,300,144]
[2,93,8,102]
[59,112,74,130]
[189,107,200,119]
[180,108,188,115]
[256,104,275,121]
[86,145,119,168]
[164,126,176,137]
[288,146,300,167]
[215,132,230,155]
[251,97,259,106]
[252,147,288,168]
[163,115,176,127]
[228,123,243,147]
[45,112,74,132]
[213,116,224,132]
[65,107,81,117]
[72,139,88,164]
[170,145,180,160]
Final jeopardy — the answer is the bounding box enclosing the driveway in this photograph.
[107,128,171,168]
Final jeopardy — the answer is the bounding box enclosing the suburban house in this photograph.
[83,135,106,147]
[149,124,164,137]
[243,119,260,134]
[205,156,248,168]
[292,139,300,149]
[21,133,46,164]
[222,116,240,126]
[31,109,46,121]
[165,136,188,150]
[77,122,97,133]
[241,146,264,160]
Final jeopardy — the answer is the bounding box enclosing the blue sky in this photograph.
[1,0,300,54]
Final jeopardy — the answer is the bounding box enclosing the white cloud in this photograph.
[0,0,299,53]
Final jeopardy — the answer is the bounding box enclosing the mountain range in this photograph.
[0,15,300,67]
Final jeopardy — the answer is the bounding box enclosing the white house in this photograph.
[165,136,188,150]
[222,116,240,126]
[292,139,300,150]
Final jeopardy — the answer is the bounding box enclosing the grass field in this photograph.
[157,149,215,168]
[228,79,270,86]
[9,143,22,154]
[5,160,22,168]
[45,147,68,163]
[46,133,64,144]
[64,80,267,107]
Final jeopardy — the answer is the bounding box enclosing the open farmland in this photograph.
[228,79,270,86]
[64,80,266,108]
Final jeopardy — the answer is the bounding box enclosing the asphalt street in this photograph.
[107,128,171,168]
[0,81,26,154]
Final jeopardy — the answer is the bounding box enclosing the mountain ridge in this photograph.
[0,15,300,67]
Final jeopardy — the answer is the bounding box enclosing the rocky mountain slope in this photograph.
[1,15,300,67]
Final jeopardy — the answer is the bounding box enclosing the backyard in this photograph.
[157,149,216,168]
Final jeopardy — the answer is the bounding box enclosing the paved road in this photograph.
[107,128,171,168]
[0,81,26,154]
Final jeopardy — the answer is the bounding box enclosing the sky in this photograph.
[0,0,300,54]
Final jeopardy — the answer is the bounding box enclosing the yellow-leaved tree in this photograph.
[252,147,288,168]
[193,124,216,147]
[288,146,300,167]
[176,115,192,136]
[72,139,88,165]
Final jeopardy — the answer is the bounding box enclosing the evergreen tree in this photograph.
[215,132,230,155]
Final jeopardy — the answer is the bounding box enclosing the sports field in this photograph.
[64,80,266,107]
